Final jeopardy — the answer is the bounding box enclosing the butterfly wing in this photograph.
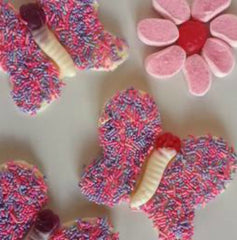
[141,135,237,240]
[50,218,119,240]
[40,0,128,71]
[0,161,48,240]
[80,88,162,206]
[0,2,62,114]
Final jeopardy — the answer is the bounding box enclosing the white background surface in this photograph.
[1,0,237,239]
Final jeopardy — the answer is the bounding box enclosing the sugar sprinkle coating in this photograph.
[0,1,62,115]
[80,88,162,206]
[50,218,119,240]
[0,161,48,240]
[40,0,128,71]
[141,136,237,240]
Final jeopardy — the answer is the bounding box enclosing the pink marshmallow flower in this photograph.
[138,0,237,96]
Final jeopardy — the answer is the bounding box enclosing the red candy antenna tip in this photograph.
[155,132,181,152]
[34,209,60,234]
[20,3,46,30]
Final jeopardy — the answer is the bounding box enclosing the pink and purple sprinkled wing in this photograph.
[50,218,119,240]
[141,136,237,240]
[0,1,62,114]
[39,0,128,71]
[0,161,48,240]
[80,88,162,206]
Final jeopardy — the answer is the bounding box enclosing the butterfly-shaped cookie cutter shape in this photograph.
[0,0,128,115]
[79,88,237,240]
[0,160,118,240]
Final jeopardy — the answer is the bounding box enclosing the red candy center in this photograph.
[155,132,181,152]
[177,20,209,56]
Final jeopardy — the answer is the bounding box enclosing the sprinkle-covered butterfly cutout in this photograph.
[0,160,118,240]
[0,0,128,115]
[79,88,237,240]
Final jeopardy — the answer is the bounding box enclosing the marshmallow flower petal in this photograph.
[145,45,186,79]
[184,54,212,96]
[137,19,179,47]
[192,0,231,22]
[152,0,191,25]
[202,38,235,77]
[211,14,237,47]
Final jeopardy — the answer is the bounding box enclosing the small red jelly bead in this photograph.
[177,20,209,56]
[35,209,60,234]
[20,3,46,30]
[155,132,181,152]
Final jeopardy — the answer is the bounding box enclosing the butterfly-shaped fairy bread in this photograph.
[79,88,237,240]
[0,0,128,115]
[0,160,118,240]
